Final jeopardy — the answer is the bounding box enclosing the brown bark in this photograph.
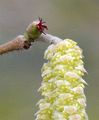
[0,35,26,55]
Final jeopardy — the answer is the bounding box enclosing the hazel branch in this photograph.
[0,35,25,55]
[0,18,63,55]
[36,33,63,44]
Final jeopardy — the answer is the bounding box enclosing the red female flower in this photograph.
[36,17,48,34]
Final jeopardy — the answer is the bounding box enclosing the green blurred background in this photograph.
[0,0,99,120]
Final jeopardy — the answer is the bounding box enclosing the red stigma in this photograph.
[37,17,48,34]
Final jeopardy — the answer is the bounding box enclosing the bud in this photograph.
[24,17,48,42]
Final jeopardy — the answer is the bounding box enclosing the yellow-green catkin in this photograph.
[36,39,88,120]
